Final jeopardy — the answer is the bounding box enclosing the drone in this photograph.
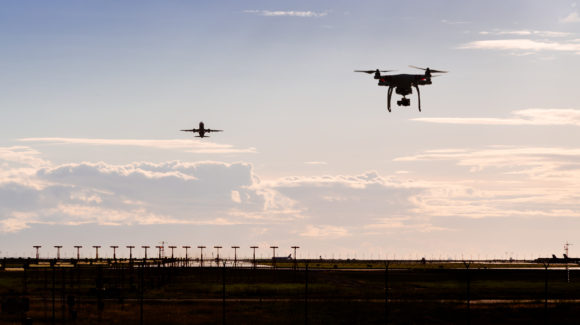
[355,66,447,112]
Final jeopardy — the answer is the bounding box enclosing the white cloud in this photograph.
[395,146,580,219]
[561,11,580,23]
[3,145,580,257]
[19,138,256,154]
[0,147,428,237]
[304,161,327,165]
[231,190,242,203]
[300,225,349,238]
[363,218,448,233]
[266,172,425,226]
[3,142,580,260]
[479,29,572,37]
[0,151,297,232]
[243,10,327,18]
[459,39,580,54]
[413,109,580,126]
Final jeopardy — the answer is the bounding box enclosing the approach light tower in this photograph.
[565,241,574,283]
[168,246,177,259]
[156,245,164,259]
[142,246,150,260]
[198,246,206,267]
[33,245,41,260]
[250,246,259,269]
[92,246,101,260]
[183,245,191,267]
[54,246,62,260]
[127,246,135,261]
[291,246,300,270]
[74,246,83,260]
[231,246,240,267]
[270,246,278,269]
[110,246,119,261]
[214,246,222,265]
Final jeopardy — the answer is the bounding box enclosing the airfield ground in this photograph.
[1,259,580,324]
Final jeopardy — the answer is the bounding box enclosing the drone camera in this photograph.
[397,98,411,106]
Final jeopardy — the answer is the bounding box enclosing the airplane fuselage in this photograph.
[197,122,206,138]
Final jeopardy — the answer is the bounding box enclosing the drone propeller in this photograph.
[354,69,394,74]
[409,65,448,73]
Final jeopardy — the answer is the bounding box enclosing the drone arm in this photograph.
[414,84,421,112]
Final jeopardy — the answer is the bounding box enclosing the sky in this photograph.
[1,0,580,260]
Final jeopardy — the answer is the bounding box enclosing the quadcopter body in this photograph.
[355,66,447,112]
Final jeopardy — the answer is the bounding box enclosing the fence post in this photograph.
[305,263,309,325]
[463,260,471,325]
[544,262,549,324]
[222,261,226,325]
[385,261,389,324]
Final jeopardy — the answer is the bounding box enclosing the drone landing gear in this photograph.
[387,85,422,112]
[387,86,393,112]
[414,84,421,112]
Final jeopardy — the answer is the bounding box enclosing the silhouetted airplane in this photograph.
[181,122,223,138]
[273,254,292,261]
[535,254,580,264]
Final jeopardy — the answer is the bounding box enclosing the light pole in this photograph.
[92,246,101,260]
[250,246,258,269]
[270,246,278,269]
[231,246,240,267]
[74,246,82,260]
[142,246,150,260]
[156,245,164,259]
[292,246,300,270]
[127,246,135,261]
[168,246,177,259]
[33,245,41,260]
[110,246,118,261]
[214,246,222,265]
[183,246,191,267]
[54,246,62,260]
[198,246,206,267]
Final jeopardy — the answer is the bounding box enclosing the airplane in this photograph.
[181,121,222,138]
[534,254,580,264]
[355,65,447,112]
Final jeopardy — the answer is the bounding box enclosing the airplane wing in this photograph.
[206,129,223,133]
[181,129,199,132]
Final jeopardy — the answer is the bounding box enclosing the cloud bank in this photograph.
[413,109,580,126]
[0,147,424,236]
[460,27,580,55]
[3,141,580,257]
[19,138,257,154]
[561,12,580,23]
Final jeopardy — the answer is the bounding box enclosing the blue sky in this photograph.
[1,1,580,259]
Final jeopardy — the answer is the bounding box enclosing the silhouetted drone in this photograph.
[355,66,447,112]
[181,121,222,138]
